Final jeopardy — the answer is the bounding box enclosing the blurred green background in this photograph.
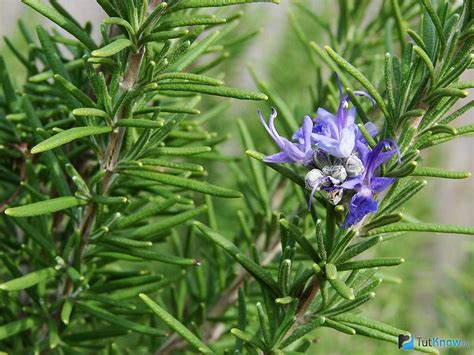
[1,1,472,354]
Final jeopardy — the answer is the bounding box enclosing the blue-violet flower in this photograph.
[259,77,399,228]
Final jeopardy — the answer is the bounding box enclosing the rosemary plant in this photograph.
[0,0,472,354]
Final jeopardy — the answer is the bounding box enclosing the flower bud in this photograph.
[313,150,331,168]
[305,169,326,190]
[322,165,347,183]
[345,154,365,177]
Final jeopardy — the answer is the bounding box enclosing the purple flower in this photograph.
[294,77,375,159]
[259,108,313,165]
[342,140,400,228]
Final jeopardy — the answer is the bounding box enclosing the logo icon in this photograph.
[398,334,414,350]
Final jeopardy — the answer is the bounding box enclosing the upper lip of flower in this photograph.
[258,108,313,165]
[307,77,374,159]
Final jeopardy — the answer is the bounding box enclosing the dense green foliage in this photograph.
[0,0,472,354]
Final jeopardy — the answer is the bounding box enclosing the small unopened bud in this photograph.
[313,150,331,168]
[345,154,365,177]
[305,169,326,191]
[322,165,347,183]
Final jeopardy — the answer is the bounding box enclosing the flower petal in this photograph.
[263,152,295,163]
[370,177,396,193]
[343,189,378,228]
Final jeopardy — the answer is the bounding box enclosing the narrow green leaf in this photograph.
[148,146,211,156]
[0,267,56,291]
[5,196,86,217]
[76,302,166,336]
[333,314,408,337]
[37,26,70,80]
[357,123,377,148]
[362,213,403,232]
[238,119,270,211]
[22,0,96,49]
[194,222,280,295]
[280,219,320,262]
[139,294,213,353]
[230,328,266,349]
[91,195,127,205]
[157,72,223,86]
[100,237,153,248]
[28,57,83,82]
[325,46,389,119]
[90,274,163,293]
[419,0,447,51]
[246,150,305,186]
[385,161,418,178]
[61,299,73,325]
[344,323,439,354]
[139,159,204,172]
[401,109,426,121]
[0,318,39,340]
[116,119,164,129]
[427,88,468,103]
[103,17,134,35]
[336,258,405,271]
[280,317,325,348]
[328,229,356,262]
[315,220,327,260]
[235,288,247,352]
[193,221,240,254]
[411,167,471,179]
[368,223,474,236]
[413,45,435,84]
[379,180,427,215]
[0,55,18,107]
[54,74,97,107]
[322,292,376,318]
[167,31,220,72]
[338,237,383,264]
[114,196,180,229]
[48,319,59,348]
[158,16,227,30]
[122,170,242,198]
[63,327,129,342]
[72,108,109,118]
[256,302,271,346]
[130,205,208,239]
[323,318,356,335]
[157,83,267,100]
[109,273,183,301]
[137,2,168,35]
[141,30,190,44]
[325,264,354,300]
[31,126,112,154]
[407,29,428,52]
[92,39,132,57]
[103,245,199,266]
[171,0,279,12]
[135,106,200,115]
[424,124,457,136]
[278,259,291,296]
